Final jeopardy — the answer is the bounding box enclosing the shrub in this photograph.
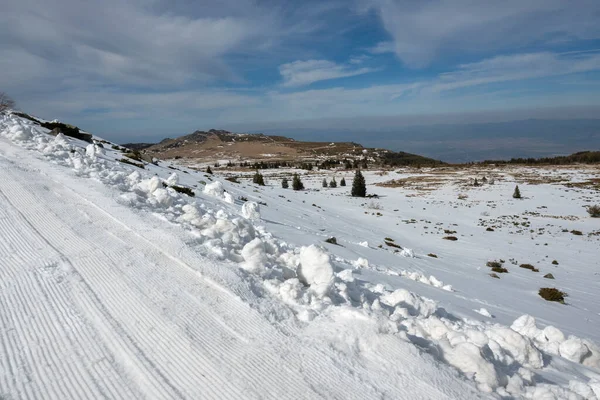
[124,151,143,162]
[292,174,304,190]
[539,287,566,303]
[329,177,337,188]
[282,177,289,189]
[324,237,338,245]
[443,236,458,241]
[486,227,494,232]
[513,185,522,199]
[206,166,213,174]
[351,170,366,197]
[587,205,600,217]
[552,260,559,265]
[340,177,346,186]
[489,273,500,279]
[385,241,402,249]
[170,185,194,197]
[118,158,144,169]
[428,253,438,258]
[458,194,468,200]
[491,266,508,273]
[543,273,555,279]
[322,178,328,188]
[486,261,503,269]
[384,237,394,242]
[519,264,539,272]
[571,230,583,236]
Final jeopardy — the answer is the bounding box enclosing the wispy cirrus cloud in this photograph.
[279,59,377,87]
[359,0,600,67]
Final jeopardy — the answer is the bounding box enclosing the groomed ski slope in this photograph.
[1,111,600,399]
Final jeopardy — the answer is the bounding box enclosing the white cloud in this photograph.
[279,59,377,87]
[368,41,395,54]
[360,0,600,67]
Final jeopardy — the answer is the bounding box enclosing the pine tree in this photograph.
[206,166,212,174]
[351,170,366,197]
[322,178,328,188]
[292,173,304,190]
[473,178,479,187]
[253,171,265,186]
[513,185,522,199]
[282,177,289,189]
[340,177,346,186]
[329,177,337,188]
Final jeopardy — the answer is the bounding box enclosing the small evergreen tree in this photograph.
[473,178,479,187]
[206,166,213,174]
[340,177,346,186]
[351,170,366,197]
[292,173,304,190]
[322,178,328,188]
[329,177,337,188]
[253,170,265,186]
[282,177,289,189]
[513,185,522,199]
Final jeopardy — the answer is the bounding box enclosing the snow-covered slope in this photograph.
[1,111,599,399]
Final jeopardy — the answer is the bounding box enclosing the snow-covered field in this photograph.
[1,111,600,399]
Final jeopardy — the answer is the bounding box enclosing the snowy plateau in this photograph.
[1,111,600,400]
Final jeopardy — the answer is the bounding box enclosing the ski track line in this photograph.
[0,184,162,399]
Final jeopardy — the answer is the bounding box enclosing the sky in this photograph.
[2,0,600,142]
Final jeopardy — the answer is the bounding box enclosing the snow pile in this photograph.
[512,315,600,368]
[203,181,234,204]
[297,245,334,297]
[241,201,261,221]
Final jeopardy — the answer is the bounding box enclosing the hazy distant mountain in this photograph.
[246,119,600,163]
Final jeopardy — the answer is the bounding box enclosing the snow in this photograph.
[297,245,334,297]
[241,201,261,221]
[2,110,600,399]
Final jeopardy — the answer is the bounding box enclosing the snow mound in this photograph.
[297,245,334,297]
[203,181,234,204]
[241,201,261,221]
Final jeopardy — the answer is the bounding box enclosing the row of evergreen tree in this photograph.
[251,170,367,196]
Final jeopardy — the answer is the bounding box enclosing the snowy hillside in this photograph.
[1,111,600,399]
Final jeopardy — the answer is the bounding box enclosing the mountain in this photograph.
[125,128,443,166]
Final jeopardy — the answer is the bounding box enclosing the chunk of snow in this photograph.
[166,172,179,186]
[400,248,414,258]
[241,201,261,221]
[297,245,333,297]
[241,238,268,274]
[559,337,590,363]
[475,308,492,318]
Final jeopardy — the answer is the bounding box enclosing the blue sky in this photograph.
[2,0,600,142]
